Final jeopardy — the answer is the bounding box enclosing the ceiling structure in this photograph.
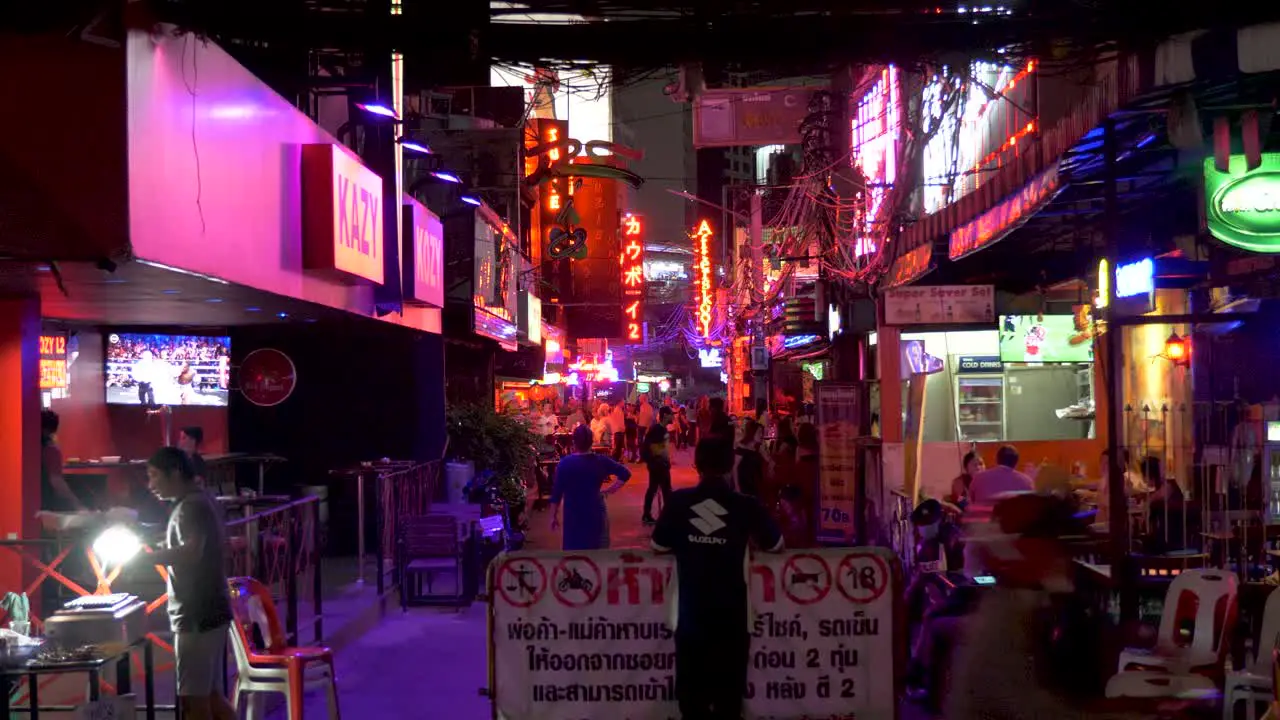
[0,261,359,328]
[22,2,1280,93]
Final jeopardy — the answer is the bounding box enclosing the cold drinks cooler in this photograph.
[956,375,1004,442]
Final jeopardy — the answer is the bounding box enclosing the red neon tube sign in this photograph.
[693,219,714,339]
[621,214,646,343]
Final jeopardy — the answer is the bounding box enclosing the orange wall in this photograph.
[50,329,228,461]
[970,438,1105,477]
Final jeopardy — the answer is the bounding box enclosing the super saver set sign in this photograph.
[489,548,897,720]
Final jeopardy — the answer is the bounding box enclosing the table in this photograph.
[0,637,156,719]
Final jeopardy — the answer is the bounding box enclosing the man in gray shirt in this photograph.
[145,447,235,720]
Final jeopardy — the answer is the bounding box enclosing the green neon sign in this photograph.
[1205,153,1280,253]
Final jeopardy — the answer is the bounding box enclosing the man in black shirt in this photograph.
[144,447,235,720]
[652,437,783,719]
[178,426,209,489]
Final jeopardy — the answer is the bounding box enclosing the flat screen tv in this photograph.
[998,315,1094,363]
[105,333,231,407]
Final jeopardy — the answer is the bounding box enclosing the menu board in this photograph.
[39,334,69,390]
[816,382,862,543]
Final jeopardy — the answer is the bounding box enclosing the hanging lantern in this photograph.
[1163,331,1189,367]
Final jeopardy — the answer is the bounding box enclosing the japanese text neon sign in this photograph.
[693,219,714,339]
[621,213,646,343]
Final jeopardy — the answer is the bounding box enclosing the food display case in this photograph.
[956,375,1004,442]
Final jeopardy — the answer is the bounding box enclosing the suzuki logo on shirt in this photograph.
[689,498,728,543]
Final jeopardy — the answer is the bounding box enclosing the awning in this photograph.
[1154,23,1280,87]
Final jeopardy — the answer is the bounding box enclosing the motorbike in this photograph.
[904,498,990,710]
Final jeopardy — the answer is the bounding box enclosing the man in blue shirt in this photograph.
[652,437,783,719]
[550,426,631,550]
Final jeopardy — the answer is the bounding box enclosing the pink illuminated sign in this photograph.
[403,198,444,307]
[302,144,385,284]
[851,66,901,257]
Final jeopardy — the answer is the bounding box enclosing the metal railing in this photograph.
[0,496,325,711]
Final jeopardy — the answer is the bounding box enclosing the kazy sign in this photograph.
[302,144,385,283]
[950,162,1061,260]
[1204,153,1280,254]
[402,198,444,307]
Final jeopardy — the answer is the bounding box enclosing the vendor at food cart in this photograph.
[41,410,86,512]
[141,447,236,720]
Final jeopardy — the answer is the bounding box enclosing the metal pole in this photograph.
[1102,117,1135,624]
[356,471,366,585]
[749,190,764,307]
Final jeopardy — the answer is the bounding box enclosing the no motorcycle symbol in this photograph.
[781,553,832,605]
[551,556,602,607]
[496,558,547,608]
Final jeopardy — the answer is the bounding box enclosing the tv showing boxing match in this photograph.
[105,333,231,407]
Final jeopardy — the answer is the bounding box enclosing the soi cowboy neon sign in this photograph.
[621,214,646,343]
[693,219,715,338]
[949,162,1060,260]
[301,144,384,284]
[1204,154,1280,253]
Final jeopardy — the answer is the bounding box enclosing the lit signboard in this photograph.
[402,198,444,307]
[1115,257,1154,298]
[949,162,1061,260]
[698,347,722,368]
[39,334,68,390]
[886,243,933,288]
[922,60,1038,214]
[621,213,646,343]
[301,143,385,284]
[1204,154,1280,253]
[851,66,901,256]
[693,219,715,339]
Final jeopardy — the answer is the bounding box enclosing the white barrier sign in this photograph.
[490,547,897,720]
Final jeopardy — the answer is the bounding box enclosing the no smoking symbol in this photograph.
[497,558,546,608]
[551,556,602,607]
[781,554,831,605]
[837,553,889,604]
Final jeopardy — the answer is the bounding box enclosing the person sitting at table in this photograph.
[40,410,85,512]
[550,426,632,550]
[178,426,209,489]
[947,451,984,509]
[1143,455,1186,553]
[1096,448,1147,524]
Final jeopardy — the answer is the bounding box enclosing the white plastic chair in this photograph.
[228,578,341,720]
[1116,568,1239,675]
[1224,590,1280,720]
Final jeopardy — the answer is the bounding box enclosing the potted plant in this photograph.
[446,403,537,526]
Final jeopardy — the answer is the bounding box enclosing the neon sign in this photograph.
[699,348,722,368]
[1204,154,1280,253]
[693,219,715,339]
[1115,257,1154,299]
[621,213,646,343]
[949,162,1060,260]
[851,66,900,256]
[39,334,68,390]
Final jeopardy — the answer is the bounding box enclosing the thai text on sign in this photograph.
[621,214,646,343]
[489,548,897,720]
[692,219,715,339]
